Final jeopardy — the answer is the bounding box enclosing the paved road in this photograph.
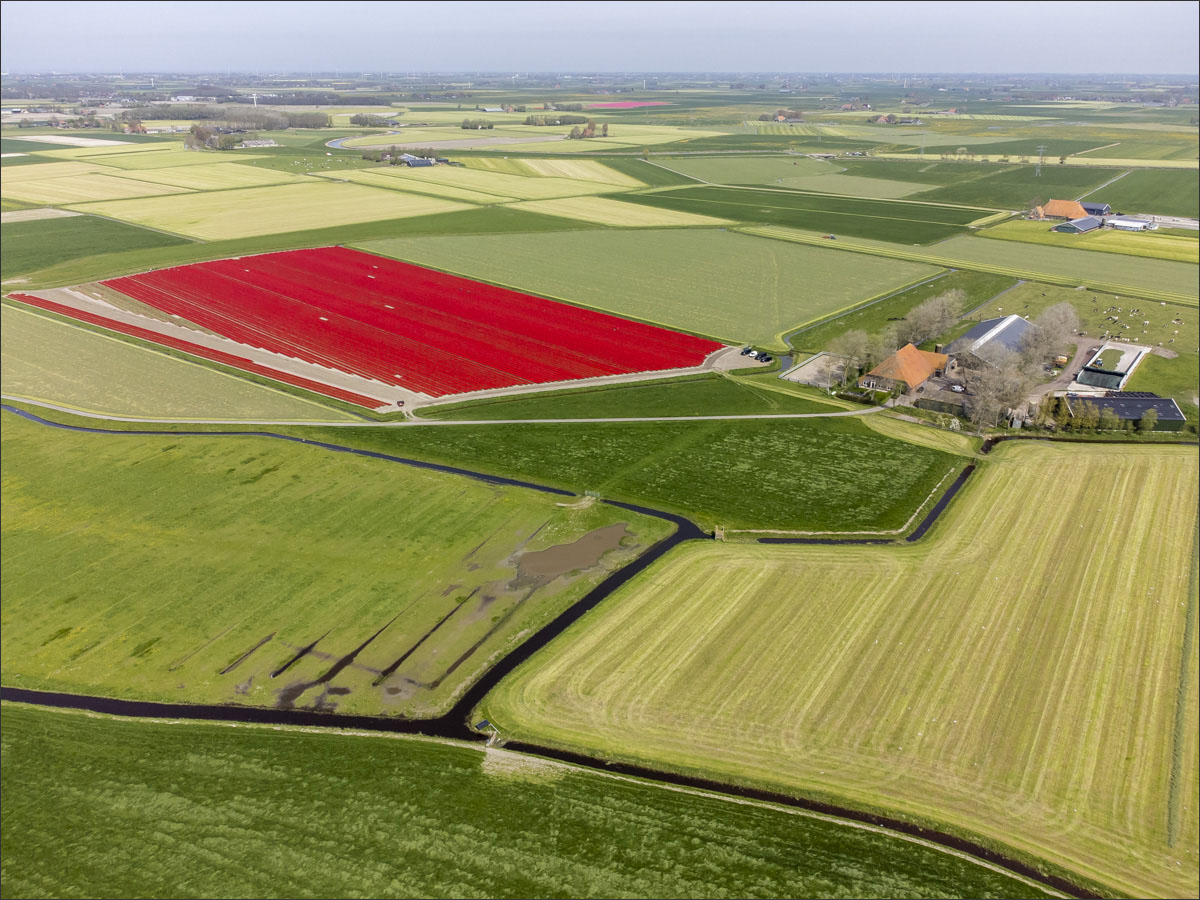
[1,394,883,427]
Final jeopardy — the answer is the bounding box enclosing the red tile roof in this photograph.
[866,343,948,391]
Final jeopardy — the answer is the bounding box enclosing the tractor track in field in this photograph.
[7,406,1191,899]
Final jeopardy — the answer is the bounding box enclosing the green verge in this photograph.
[9,205,593,289]
[0,411,670,716]
[0,705,1052,900]
[620,185,983,243]
[741,226,1199,306]
[0,214,191,280]
[480,442,1200,900]
[0,304,358,422]
[418,373,843,420]
[357,228,941,349]
[789,270,1018,352]
[976,219,1199,264]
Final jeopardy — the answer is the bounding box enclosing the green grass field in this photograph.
[420,373,846,420]
[1085,168,1200,218]
[72,182,471,239]
[0,705,1051,900]
[461,157,645,187]
[0,214,190,280]
[1,305,355,421]
[789,270,1018,352]
[1126,353,1200,422]
[507,196,732,226]
[357,229,942,348]
[621,186,981,243]
[978,219,1199,263]
[481,442,1200,899]
[910,165,1124,209]
[744,226,1199,306]
[292,415,966,532]
[110,162,308,191]
[648,155,837,183]
[0,171,196,205]
[0,412,670,717]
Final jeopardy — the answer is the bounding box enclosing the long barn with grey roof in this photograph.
[945,314,1036,362]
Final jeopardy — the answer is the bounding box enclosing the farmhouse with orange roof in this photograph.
[858,343,949,394]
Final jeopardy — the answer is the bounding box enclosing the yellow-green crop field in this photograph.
[510,196,731,227]
[1,172,195,205]
[0,160,114,182]
[92,149,263,169]
[0,305,356,422]
[463,157,645,187]
[979,219,1200,264]
[313,167,515,203]
[71,181,469,239]
[483,442,1199,899]
[33,141,186,159]
[111,162,307,191]
[371,166,625,200]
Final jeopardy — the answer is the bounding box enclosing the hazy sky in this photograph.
[2,0,1197,75]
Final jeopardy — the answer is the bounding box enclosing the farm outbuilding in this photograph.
[945,314,1036,363]
[1037,199,1089,220]
[1080,201,1112,216]
[858,343,947,394]
[1053,216,1103,234]
[1108,216,1152,231]
[1064,392,1185,431]
[1075,341,1150,390]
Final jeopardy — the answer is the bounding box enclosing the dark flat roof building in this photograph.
[1053,216,1104,234]
[1080,201,1112,216]
[1065,392,1186,430]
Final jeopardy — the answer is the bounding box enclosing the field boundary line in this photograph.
[1075,169,1132,201]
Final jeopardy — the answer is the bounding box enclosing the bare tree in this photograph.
[963,346,1032,429]
[828,330,870,385]
[1021,302,1080,368]
[893,289,965,346]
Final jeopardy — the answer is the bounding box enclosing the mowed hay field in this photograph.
[103,162,308,191]
[0,411,671,717]
[0,171,195,205]
[508,196,732,227]
[462,157,646,187]
[362,165,628,200]
[358,229,942,347]
[316,167,519,203]
[71,182,470,239]
[0,707,1052,900]
[1,305,356,421]
[483,442,1199,899]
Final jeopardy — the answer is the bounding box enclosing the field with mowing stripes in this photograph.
[0,172,195,205]
[91,247,721,397]
[84,148,264,169]
[482,442,1200,900]
[316,167,517,203]
[622,185,982,243]
[1,305,355,421]
[462,157,645,187]
[360,229,941,348]
[509,196,731,227]
[1088,168,1199,218]
[978,219,1199,263]
[650,155,837,183]
[367,165,627,200]
[0,706,1050,900]
[743,226,1199,305]
[0,411,672,717]
[71,182,470,239]
[108,162,307,190]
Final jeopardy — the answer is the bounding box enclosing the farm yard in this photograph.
[360,228,943,348]
[83,246,723,398]
[481,442,1200,900]
[0,411,673,717]
[0,303,358,421]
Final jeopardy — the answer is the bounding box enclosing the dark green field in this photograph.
[620,185,980,243]
[296,416,968,532]
[601,157,703,186]
[420,374,841,420]
[0,215,191,280]
[789,270,1018,352]
[1091,168,1200,218]
[0,705,1050,900]
[911,165,1119,209]
[0,137,64,153]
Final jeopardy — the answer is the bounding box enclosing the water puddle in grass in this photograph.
[514,523,629,583]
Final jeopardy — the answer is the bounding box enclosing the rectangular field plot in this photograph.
[0,160,114,182]
[462,157,646,187]
[72,182,469,239]
[319,167,517,203]
[509,196,732,227]
[978,219,1199,263]
[621,185,981,243]
[110,162,307,191]
[482,442,1200,900]
[0,172,195,205]
[88,148,264,169]
[1,214,189,279]
[651,155,838,184]
[0,412,672,718]
[359,229,942,348]
[1087,168,1199,218]
[99,246,722,396]
[30,140,185,159]
[1,304,355,421]
[367,165,627,200]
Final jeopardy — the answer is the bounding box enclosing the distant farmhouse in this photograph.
[1063,392,1186,431]
[858,343,947,394]
[944,314,1037,363]
[1035,199,1088,220]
